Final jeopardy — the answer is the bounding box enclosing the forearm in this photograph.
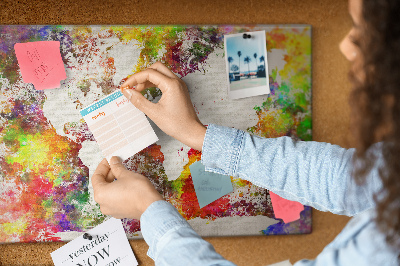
[140,200,235,265]
[201,124,380,216]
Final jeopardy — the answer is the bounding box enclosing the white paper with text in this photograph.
[51,218,138,266]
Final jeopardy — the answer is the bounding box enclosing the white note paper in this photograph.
[51,218,138,266]
[80,90,158,161]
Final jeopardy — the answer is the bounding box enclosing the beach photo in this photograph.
[224,30,270,99]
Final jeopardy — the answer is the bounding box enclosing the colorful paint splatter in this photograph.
[0,25,311,243]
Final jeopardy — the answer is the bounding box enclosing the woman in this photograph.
[91,0,400,264]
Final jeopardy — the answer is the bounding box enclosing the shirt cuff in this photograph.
[140,200,192,260]
[201,124,245,177]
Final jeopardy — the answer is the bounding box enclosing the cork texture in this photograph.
[0,0,353,265]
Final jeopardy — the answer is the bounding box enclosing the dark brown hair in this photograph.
[350,0,400,254]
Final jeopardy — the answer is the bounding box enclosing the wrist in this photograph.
[188,123,206,151]
[139,195,164,219]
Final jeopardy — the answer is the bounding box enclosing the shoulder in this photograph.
[319,209,399,265]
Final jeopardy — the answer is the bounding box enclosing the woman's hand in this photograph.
[120,62,206,151]
[92,157,163,220]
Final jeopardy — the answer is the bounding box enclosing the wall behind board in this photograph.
[0,0,353,265]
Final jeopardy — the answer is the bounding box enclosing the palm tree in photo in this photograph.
[244,56,251,78]
[260,55,265,68]
[259,55,266,78]
[231,64,239,72]
[228,56,233,73]
[237,51,242,77]
[253,53,258,75]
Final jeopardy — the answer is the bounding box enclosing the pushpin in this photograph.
[83,233,93,240]
[243,33,252,39]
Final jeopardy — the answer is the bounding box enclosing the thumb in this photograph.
[122,88,156,117]
[92,159,111,188]
[109,156,128,178]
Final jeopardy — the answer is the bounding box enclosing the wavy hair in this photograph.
[350,0,400,254]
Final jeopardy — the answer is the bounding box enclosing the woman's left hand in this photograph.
[91,157,163,220]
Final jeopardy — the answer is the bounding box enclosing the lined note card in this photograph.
[80,91,158,161]
[14,41,67,90]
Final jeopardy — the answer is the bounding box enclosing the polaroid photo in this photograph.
[224,30,270,99]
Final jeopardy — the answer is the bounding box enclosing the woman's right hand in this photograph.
[120,62,206,151]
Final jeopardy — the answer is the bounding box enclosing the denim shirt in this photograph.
[140,124,399,265]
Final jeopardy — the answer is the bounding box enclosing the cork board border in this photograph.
[0,0,352,265]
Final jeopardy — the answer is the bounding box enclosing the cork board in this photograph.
[0,24,311,243]
[0,0,352,265]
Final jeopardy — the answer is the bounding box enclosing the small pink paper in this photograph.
[14,41,66,90]
[270,191,304,223]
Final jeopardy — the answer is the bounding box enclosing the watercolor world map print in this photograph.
[0,25,312,243]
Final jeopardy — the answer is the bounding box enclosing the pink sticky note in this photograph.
[270,191,304,223]
[14,41,66,90]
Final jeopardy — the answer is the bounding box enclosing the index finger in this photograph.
[148,62,178,79]
[91,159,111,189]
[121,68,173,93]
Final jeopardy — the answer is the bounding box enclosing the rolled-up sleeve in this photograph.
[201,124,382,216]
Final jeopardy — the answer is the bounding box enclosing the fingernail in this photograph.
[122,88,133,100]
[110,156,122,165]
[120,84,129,91]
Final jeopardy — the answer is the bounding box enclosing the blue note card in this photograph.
[189,161,234,208]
